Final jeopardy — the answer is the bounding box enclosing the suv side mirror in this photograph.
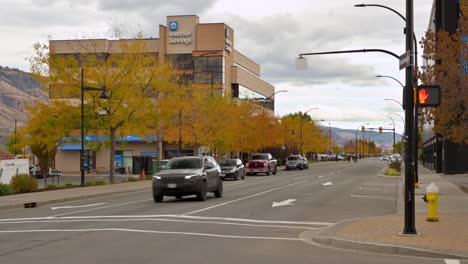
[205,164,214,169]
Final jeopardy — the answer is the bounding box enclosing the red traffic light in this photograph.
[417,85,440,107]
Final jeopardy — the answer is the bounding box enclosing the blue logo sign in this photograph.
[169,21,178,31]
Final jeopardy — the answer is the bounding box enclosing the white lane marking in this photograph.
[0,228,301,241]
[318,175,324,178]
[349,195,396,201]
[322,182,333,186]
[445,260,460,264]
[329,173,335,175]
[0,218,317,230]
[51,199,153,217]
[0,214,334,226]
[184,180,308,215]
[337,170,342,173]
[359,187,380,191]
[50,203,105,210]
[272,199,296,207]
[49,181,243,217]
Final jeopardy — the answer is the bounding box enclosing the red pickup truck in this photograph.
[245,153,277,176]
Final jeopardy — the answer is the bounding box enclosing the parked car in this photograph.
[29,166,45,179]
[389,154,402,163]
[245,153,277,176]
[301,156,309,169]
[380,155,389,161]
[152,156,223,202]
[158,159,170,171]
[219,159,245,180]
[285,155,304,170]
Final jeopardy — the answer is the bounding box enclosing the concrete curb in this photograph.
[302,219,468,260]
[0,184,150,210]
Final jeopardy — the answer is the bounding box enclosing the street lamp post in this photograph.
[356,2,417,233]
[328,122,332,154]
[299,108,318,154]
[80,67,109,187]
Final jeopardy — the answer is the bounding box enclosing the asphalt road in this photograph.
[0,158,459,264]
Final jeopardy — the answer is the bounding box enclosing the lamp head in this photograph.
[99,86,109,99]
[295,55,307,70]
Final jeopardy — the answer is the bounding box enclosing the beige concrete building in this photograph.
[50,15,275,175]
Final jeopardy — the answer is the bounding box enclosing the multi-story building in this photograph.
[50,15,276,175]
[422,1,468,174]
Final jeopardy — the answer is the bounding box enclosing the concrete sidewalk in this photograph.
[304,165,468,259]
[0,180,151,210]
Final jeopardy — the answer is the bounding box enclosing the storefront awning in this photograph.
[58,144,84,151]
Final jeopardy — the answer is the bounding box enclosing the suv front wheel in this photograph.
[214,180,223,198]
[197,181,208,201]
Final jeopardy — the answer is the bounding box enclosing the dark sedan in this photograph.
[219,159,245,181]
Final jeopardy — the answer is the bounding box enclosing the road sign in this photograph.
[417,85,441,107]
[399,51,411,70]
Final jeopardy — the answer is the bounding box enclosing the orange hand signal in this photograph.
[419,89,430,104]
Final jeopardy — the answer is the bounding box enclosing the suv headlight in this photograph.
[185,174,201,180]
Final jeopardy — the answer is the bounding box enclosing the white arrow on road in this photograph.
[322,182,333,186]
[51,203,106,210]
[272,199,296,207]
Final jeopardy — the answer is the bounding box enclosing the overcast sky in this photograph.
[0,0,434,136]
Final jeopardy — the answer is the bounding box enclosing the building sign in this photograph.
[0,159,29,184]
[169,31,192,45]
[169,21,178,31]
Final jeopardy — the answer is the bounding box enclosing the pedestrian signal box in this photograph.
[417,85,441,107]
[361,126,365,133]
[379,127,383,134]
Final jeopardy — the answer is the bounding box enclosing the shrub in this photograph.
[385,168,399,176]
[64,183,74,188]
[10,174,38,193]
[0,183,12,196]
[389,161,401,172]
[145,175,153,181]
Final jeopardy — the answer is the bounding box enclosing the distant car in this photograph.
[380,155,389,161]
[389,154,402,163]
[29,166,44,179]
[285,155,304,170]
[158,159,170,171]
[337,155,345,161]
[152,156,223,202]
[219,159,245,181]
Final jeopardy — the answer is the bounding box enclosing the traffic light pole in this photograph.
[403,0,417,234]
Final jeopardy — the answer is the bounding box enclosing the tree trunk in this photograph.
[109,128,116,184]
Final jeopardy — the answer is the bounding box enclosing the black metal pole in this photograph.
[403,0,416,234]
[80,68,85,187]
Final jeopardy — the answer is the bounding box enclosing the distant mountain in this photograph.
[0,65,46,153]
[320,126,402,152]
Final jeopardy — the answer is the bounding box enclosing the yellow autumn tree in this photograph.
[29,36,179,183]
[419,18,468,144]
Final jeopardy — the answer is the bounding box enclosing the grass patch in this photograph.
[0,183,12,196]
[127,177,139,182]
[384,168,400,176]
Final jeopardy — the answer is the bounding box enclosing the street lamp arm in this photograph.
[376,75,404,88]
[299,48,399,60]
[354,3,418,69]
[384,98,403,108]
[263,90,287,105]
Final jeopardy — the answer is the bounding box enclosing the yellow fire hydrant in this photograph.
[422,182,439,222]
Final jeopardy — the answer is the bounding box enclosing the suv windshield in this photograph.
[165,158,203,169]
[251,154,268,160]
[287,156,301,160]
[219,160,236,166]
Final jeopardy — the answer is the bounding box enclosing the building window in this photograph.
[166,54,194,71]
[193,56,225,84]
